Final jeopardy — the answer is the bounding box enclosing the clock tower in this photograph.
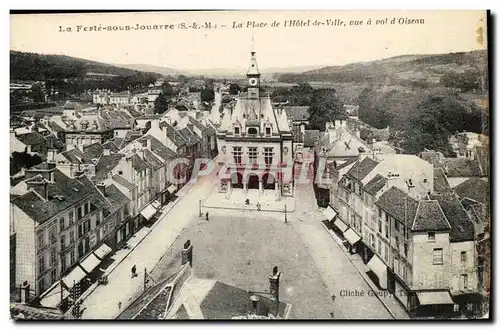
[247,51,260,99]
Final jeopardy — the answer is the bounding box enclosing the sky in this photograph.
[10,10,487,71]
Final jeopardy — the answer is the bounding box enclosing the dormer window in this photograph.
[234,126,240,135]
[248,127,258,136]
[265,127,271,136]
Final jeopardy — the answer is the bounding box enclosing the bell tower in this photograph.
[247,51,261,99]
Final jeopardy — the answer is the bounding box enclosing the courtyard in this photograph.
[146,209,335,319]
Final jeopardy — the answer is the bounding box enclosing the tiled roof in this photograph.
[420,150,445,167]
[60,148,92,164]
[187,116,207,132]
[346,157,378,182]
[15,132,46,146]
[453,177,490,207]
[112,174,136,190]
[284,106,310,122]
[95,154,124,181]
[431,193,475,242]
[10,169,93,224]
[363,174,387,196]
[443,158,482,177]
[104,184,130,213]
[44,134,64,150]
[375,186,419,226]
[83,143,104,160]
[303,130,320,147]
[102,140,120,152]
[433,168,452,193]
[112,138,124,149]
[131,154,149,172]
[48,121,65,132]
[143,149,164,170]
[411,200,450,232]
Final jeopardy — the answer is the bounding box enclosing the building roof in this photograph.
[143,149,164,170]
[283,106,310,122]
[103,184,131,214]
[44,134,64,150]
[411,200,451,232]
[94,154,124,181]
[375,186,419,227]
[60,148,92,164]
[363,174,387,196]
[453,177,490,207]
[303,130,320,148]
[131,154,149,172]
[433,168,452,193]
[15,132,46,146]
[346,157,378,182]
[431,193,475,242]
[137,135,176,161]
[443,158,482,177]
[83,142,104,160]
[10,169,93,224]
[102,140,120,153]
[112,174,136,190]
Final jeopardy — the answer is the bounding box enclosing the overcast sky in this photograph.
[10,10,487,70]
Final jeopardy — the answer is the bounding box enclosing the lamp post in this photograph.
[199,199,202,217]
[284,205,287,224]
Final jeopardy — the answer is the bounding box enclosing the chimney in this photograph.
[47,149,57,163]
[146,138,152,150]
[386,171,400,188]
[103,148,110,156]
[96,182,106,196]
[43,181,49,200]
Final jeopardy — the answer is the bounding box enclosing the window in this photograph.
[378,220,382,233]
[69,231,75,243]
[377,240,382,254]
[50,248,57,265]
[461,274,468,290]
[77,207,82,220]
[39,278,45,293]
[118,170,123,175]
[248,147,258,163]
[38,256,45,274]
[404,243,408,257]
[37,231,45,248]
[461,251,467,263]
[378,208,382,218]
[96,213,101,227]
[49,226,57,244]
[370,234,375,248]
[433,248,443,265]
[265,127,271,136]
[59,217,65,232]
[385,223,389,239]
[232,147,242,164]
[248,127,258,136]
[85,202,90,215]
[395,236,400,250]
[84,219,91,233]
[395,221,400,232]
[50,269,57,284]
[61,255,66,272]
[234,126,240,135]
[428,232,435,241]
[384,245,389,261]
[78,224,83,238]
[60,235,66,249]
[70,250,75,264]
[69,211,74,225]
[264,147,273,165]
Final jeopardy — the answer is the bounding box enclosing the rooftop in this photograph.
[453,177,490,207]
[284,106,310,122]
[411,200,451,232]
[346,157,378,182]
[431,193,475,242]
[363,174,387,196]
[375,186,419,227]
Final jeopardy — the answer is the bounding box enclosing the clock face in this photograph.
[249,78,258,86]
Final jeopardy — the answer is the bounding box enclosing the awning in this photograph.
[333,219,348,233]
[167,185,177,194]
[62,266,87,290]
[417,291,454,305]
[367,255,387,279]
[94,243,112,260]
[322,205,337,221]
[152,200,161,209]
[39,281,70,308]
[80,253,102,273]
[140,204,157,221]
[344,228,361,245]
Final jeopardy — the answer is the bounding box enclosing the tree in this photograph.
[201,87,215,102]
[229,83,241,95]
[154,93,169,114]
[162,82,176,97]
[10,151,42,176]
[308,88,347,131]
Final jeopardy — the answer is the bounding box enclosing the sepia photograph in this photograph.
[8,9,490,320]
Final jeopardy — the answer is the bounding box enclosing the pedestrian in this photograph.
[131,265,137,278]
[206,212,209,221]
[118,301,122,313]
[257,202,261,211]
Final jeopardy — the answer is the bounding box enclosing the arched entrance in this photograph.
[261,173,276,190]
[231,172,244,189]
[247,174,259,190]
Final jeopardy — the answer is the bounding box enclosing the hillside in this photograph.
[10,51,161,81]
[278,50,488,87]
[114,63,186,77]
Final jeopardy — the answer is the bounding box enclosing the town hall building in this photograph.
[216,51,294,200]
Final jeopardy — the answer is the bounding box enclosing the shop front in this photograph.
[344,228,362,254]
